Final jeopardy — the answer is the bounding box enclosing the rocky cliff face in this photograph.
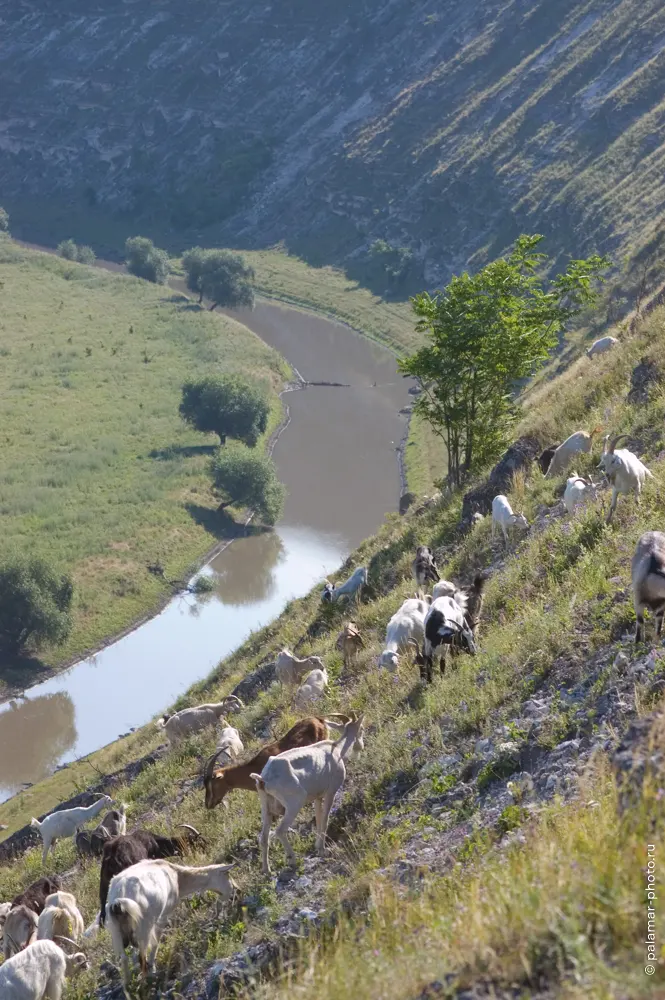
[2,0,665,280]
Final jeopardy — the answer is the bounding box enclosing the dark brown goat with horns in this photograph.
[203,715,353,810]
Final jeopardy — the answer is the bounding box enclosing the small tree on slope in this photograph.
[182,249,255,311]
[209,446,286,525]
[125,236,170,284]
[399,234,610,487]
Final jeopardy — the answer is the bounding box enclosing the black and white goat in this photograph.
[412,591,476,683]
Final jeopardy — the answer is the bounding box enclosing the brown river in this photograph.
[0,259,411,803]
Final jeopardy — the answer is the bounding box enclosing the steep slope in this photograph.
[1,300,664,996]
[3,0,665,286]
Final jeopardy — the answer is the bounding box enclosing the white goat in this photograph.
[545,428,601,478]
[563,473,599,515]
[0,939,88,1000]
[36,893,84,945]
[107,859,236,992]
[598,434,654,523]
[632,531,665,643]
[274,649,325,686]
[30,796,112,863]
[251,715,364,874]
[0,900,12,943]
[214,724,244,764]
[3,906,38,960]
[155,696,243,742]
[379,598,428,671]
[586,335,618,359]
[491,495,529,546]
[294,667,329,710]
[321,566,367,604]
[430,579,458,601]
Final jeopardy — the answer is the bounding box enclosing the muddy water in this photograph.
[0,290,410,803]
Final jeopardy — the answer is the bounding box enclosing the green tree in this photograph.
[125,236,170,284]
[209,445,286,525]
[199,250,255,311]
[57,239,96,265]
[179,374,269,446]
[0,557,74,655]
[0,206,9,233]
[57,238,78,261]
[182,246,209,303]
[369,239,413,286]
[399,235,610,486]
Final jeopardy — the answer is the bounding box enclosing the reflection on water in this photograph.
[206,530,285,606]
[0,299,411,804]
[0,693,76,797]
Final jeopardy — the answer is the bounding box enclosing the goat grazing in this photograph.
[3,906,38,959]
[251,714,365,874]
[545,428,601,478]
[491,495,529,546]
[294,667,329,710]
[321,566,367,604]
[464,571,489,639]
[36,893,84,945]
[379,598,428,671]
[587,335,618,359]
[413,593,476,684]
[598,434,655,523]
[275,649,325,686]
[155,697,244,743]
[204,716,334,810]
[99,825,204,926]
[107,859,236,992]
[563,473,598,515]
[76,805,127,858]
[336,622,364,668]
[537,446,559,475]
[214,724,244,764]
[412,546,439,595]
[631,531,665,642]
[430,579,457,600]
[0,939,88,1000]
[30,796,112,863]
[11,878,62,919]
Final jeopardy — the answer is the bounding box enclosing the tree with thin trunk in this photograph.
[182,249,255,311]
[399,235,610,487]
[179,374,269,447]
[209,446,286,525]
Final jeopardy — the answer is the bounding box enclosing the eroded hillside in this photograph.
[2,0,665,283]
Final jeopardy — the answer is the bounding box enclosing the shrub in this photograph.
[209,446,286,525]
[57,240,96,265]
[182,248,255,311]
[0,557,74,655]
[0,206,9,233]
[179,374,269,447]
[125,236,170,284]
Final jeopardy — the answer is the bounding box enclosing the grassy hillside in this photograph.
[1,297,664,996]
[0,238,286,686]
[4,0,665,299]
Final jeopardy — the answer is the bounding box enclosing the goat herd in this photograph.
[2,425,665,998]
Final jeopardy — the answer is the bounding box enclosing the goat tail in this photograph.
[109,898,142,937]
[250,772,266,792]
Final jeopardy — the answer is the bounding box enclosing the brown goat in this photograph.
[11,876,62,916]
[203,716,349,810]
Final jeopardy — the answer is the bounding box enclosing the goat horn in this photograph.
[324,713,352,722]
[175,823,202,837]
[204,749,226,784]
[223,695,244,705]
[608,433,629,453]
[406,637,420,651]
[53,935,78,948]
